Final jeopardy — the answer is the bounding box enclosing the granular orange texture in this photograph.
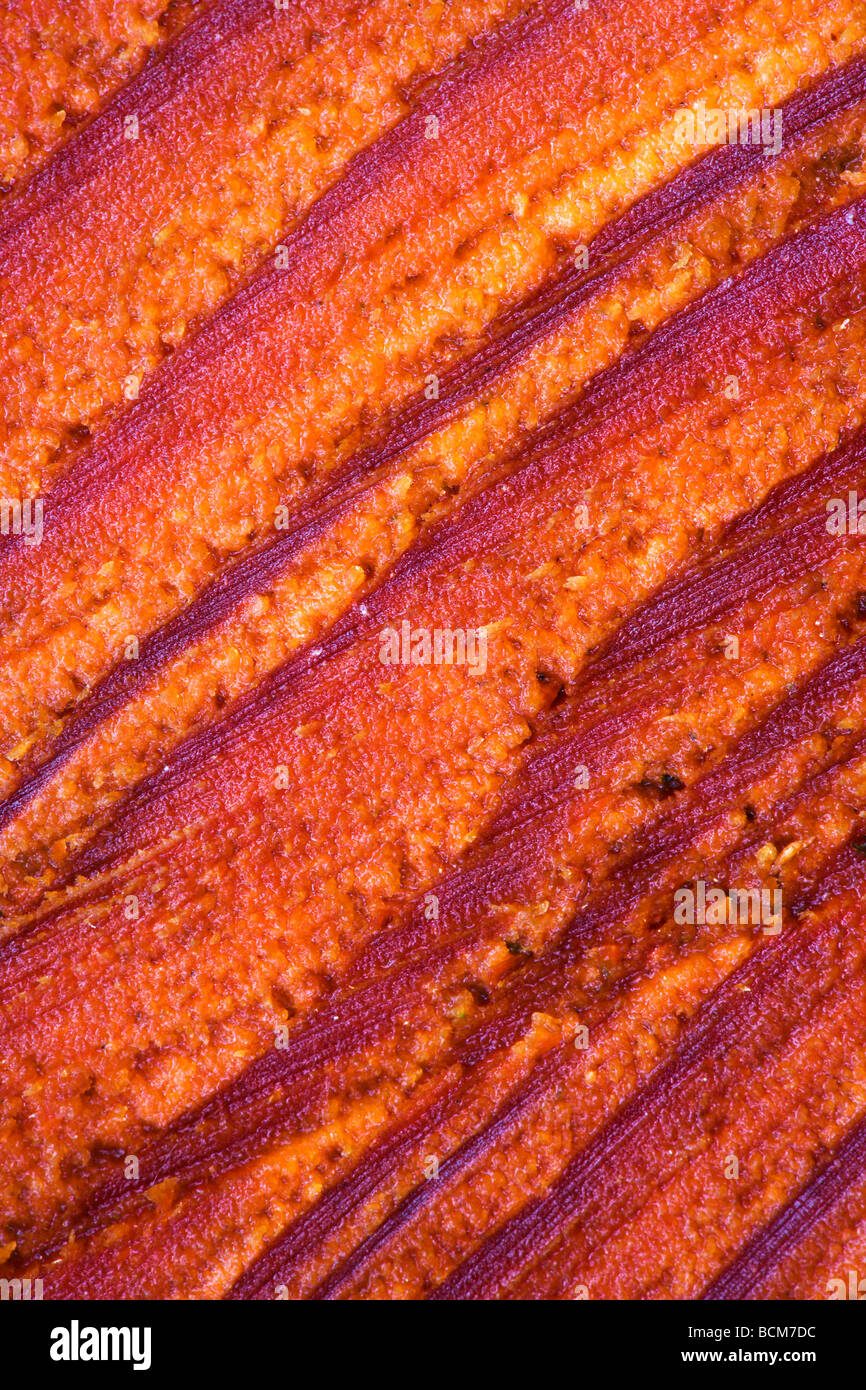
[2,0,866,1301]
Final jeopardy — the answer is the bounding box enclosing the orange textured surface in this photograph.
[2,0,866,1301]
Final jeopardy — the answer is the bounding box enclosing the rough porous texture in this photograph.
[2,0,866,1300]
